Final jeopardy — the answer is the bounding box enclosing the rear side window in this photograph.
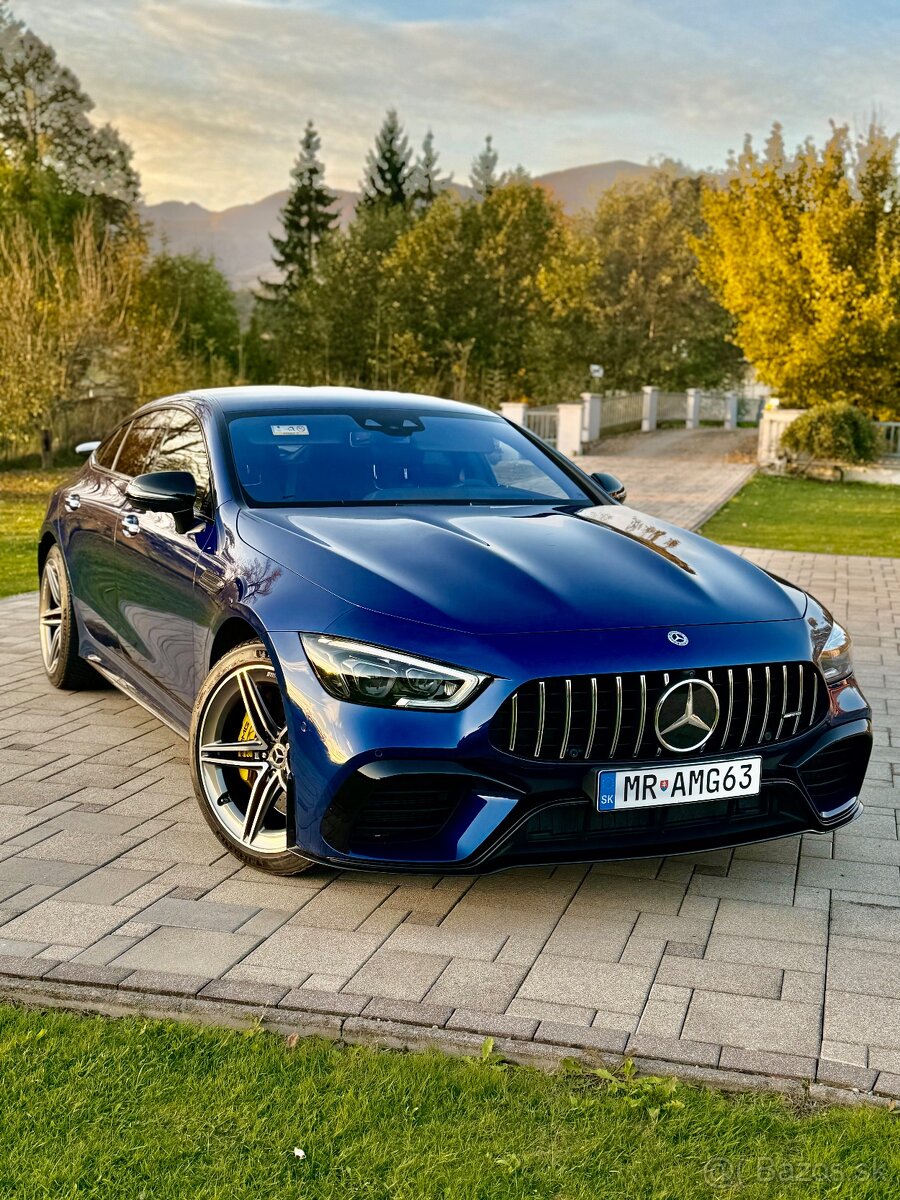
[153,410,212,510]
[115,411,170,478]
[94,424,128,470]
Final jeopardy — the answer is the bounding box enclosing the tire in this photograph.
[39,544,99,690]
[190,640,315,876]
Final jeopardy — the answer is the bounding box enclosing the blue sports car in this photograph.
[38,387,872,876]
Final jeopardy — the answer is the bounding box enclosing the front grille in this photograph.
[799,735,871,808]
[491,661,828,763]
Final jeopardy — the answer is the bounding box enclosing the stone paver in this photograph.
[1,540,899,1092]
[576,427,758,529]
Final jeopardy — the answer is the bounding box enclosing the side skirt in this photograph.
[85,654,191,740]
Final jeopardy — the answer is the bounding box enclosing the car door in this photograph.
[113,406,213,710]
[62,421,132,653]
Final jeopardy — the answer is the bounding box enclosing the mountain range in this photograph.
[140,160,652,290]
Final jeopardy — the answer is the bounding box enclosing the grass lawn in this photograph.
[0,468,73,599]
[700,474,900,557]
[0,1004,897,1199]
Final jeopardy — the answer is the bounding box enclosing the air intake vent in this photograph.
[491,661,828,763]
[351,786,459,844]
[799,735,871,808]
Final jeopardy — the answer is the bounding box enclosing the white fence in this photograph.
[527,407,558,446]
[594,393,643,436]
[880,421,900,459]
[757,408,802,467]
[759,412,900,468]
[501,395,897,469]
[500,386,761,458]
[500,401,582,458]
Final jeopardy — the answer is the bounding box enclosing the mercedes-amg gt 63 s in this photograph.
[38,387,872,875]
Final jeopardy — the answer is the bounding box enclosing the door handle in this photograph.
[64,492,81,512]
[121,513,141,538]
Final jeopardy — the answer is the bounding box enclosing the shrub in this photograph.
[780,402,878,465]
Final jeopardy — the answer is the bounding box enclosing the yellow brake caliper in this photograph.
[237,712,257,784]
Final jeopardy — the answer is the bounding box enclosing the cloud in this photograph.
[13,0,900,207]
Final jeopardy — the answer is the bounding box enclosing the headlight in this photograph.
[816,621,853,684]
[301,635,489,710]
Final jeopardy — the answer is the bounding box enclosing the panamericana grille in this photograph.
[491,661,829,763]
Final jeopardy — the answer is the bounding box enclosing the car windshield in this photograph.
[227,408,591,506]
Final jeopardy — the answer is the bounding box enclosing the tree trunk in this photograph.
[40,428,53,470]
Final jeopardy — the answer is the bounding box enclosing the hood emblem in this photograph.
[655,679,719,753]
[668,630,689,646]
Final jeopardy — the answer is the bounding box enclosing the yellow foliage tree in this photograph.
[0,213,232,462]
[696,122,900,416]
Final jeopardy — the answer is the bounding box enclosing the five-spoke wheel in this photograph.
[190,641,313,874]
[38,544,96,690]
[39,554,63,675]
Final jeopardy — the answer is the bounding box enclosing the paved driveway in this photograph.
[577,427,757,529]
[1,544,898,1094]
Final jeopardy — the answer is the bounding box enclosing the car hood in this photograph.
[236,502,805,636]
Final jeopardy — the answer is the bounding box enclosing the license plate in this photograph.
[597,757,761,811]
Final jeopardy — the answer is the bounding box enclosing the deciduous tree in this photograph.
[539,171,742,391]
[142,252,241,368]
[0,2,139,226]
[696,122,900,415]
[382,179,564,401]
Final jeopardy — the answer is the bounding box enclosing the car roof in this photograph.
[182,385,497,418]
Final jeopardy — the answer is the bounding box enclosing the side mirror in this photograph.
[75,440,100,455]
[127,471,197,516]
[591,471,627,503]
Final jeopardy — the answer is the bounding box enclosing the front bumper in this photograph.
[270,633,873,874]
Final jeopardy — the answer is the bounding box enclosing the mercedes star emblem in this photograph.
[655,679,720,753]
[668,630,689,646]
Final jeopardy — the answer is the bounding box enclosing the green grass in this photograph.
[0,1004,897,1199]
[700,474,900,557]
[0,468,73,598]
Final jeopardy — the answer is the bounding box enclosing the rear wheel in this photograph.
[39,545,98,690]
[190,641,315,875]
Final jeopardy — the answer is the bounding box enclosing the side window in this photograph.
[94,424,129,470]
[152,409,212,511]
[115,411,170,479]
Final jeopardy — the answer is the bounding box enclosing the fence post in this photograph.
[685,388,701,430]
[499,401,528,426]
[580,392,602,443]
[757,406,801,466]
[641,386,658,432]
[724,392,738,430]
[557,403,583,459]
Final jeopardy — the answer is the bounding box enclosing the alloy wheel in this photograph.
[196,663,291,854]
[39,556,64,674]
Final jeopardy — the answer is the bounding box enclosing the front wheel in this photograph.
[190,641,315,875]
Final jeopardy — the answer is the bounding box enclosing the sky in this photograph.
[14,0,900,210]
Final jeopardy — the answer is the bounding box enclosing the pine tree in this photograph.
[266,119,338,296]
[470,135,498,199]
[359,109,413,210]
[412,129,448,210]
